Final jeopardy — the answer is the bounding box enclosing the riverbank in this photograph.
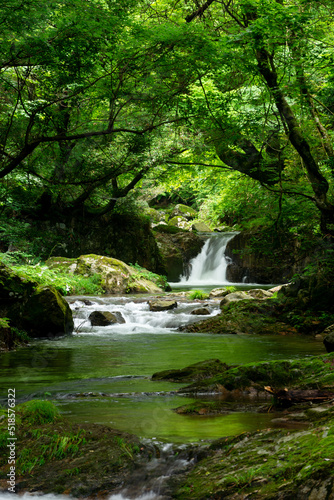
[1,353,334,498]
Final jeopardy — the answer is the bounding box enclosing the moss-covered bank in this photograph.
[167,355,334,498]
[0,400,153,497]
[177,354,334,396]
[174,416,334,499]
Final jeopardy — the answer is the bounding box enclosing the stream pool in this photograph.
[0,295,325,444]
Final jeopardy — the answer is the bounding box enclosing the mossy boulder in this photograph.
[0,263,74,339]
[152,359,229,383]
[192,222,212,232]
[22,286,74,337]
[47,254,163,294]
[153,231,204,281]
[182,299,297,335]
[323,326,334,353]
[179,354,334,395]
[170,204,197,220]
[168,216,190,229]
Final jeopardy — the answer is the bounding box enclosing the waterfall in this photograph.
[179,232,237,286]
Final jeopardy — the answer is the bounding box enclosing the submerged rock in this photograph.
[89,310,125,326]
[152,359,229,382]
[148,299,177,311]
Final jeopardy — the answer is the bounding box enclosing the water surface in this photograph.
[0,296,325,443]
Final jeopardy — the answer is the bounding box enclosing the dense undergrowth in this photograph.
[0,252,104,296]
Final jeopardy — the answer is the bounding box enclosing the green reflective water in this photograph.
[0,304,325,443]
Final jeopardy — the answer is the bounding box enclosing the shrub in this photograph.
[20,400,61,425]
[189,289,209,300]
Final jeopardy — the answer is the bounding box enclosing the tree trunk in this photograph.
[255,48,334,234]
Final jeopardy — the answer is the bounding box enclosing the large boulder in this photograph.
[322,325,334,353]
[225,230,311,284]
[153,229,204,281]
[192,222,212,232]
[47,254,163,294]
[0,263,74,338]
[31,214,166,275]
[169,204,197,221]
[220,291,253,307]
[22,286,74,337]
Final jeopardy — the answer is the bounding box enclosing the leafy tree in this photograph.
[0,0,202,217]
[158,0,334,235]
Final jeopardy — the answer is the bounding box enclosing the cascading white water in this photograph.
[71,297,220,335]
[179,232,237,286]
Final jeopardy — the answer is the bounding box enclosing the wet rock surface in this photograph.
[322,325,334,353]
[89,310,125,326]
[0,263,74,341]
[152,359,229,383]
[191,307,211,315]
[181,298,297,335]
[148,299,178,311]
[153,229,204,281]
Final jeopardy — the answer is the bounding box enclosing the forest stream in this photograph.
[0,294,325,443]
[0,292,327,499]
[0,232,329,499]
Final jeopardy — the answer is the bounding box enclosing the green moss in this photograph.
[0,400,146,495]
[183,299,296,335]
[153,224,186,234]
[175,421,334,499]
[181,354,334,394]
[24,286,74,335]
[20,400,61,425]
[128,263,169,291]
[152,359,229,382]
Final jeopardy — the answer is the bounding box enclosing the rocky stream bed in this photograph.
[1,284,334,499]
